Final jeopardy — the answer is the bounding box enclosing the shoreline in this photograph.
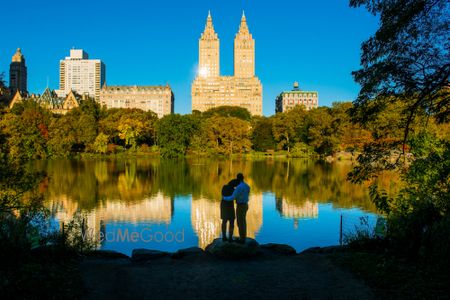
[79,240,374,300]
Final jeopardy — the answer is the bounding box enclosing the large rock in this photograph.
[205,238,261,259]
[171,247,205,259]
[260,243,297,255]
[300,245,348,254]
[86,250,129,259]
[131,249,169,262]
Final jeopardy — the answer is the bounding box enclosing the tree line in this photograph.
[3,97,444,160]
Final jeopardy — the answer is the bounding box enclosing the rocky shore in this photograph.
[80,239,373,300]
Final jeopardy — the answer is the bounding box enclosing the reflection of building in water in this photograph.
[276,197,318,224]
[48,192,174,239]
[191,194,263,248]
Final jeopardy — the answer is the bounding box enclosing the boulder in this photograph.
[85,250,129,259]
[205,238,262,259]
[260,243,297,255]
[300,247,322,254]
[300,245,347,254]
[171,247,205,259]
[131,249,169,262]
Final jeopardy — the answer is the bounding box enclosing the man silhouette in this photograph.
[222,173,250,244]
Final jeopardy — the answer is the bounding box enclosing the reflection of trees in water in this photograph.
[251,159,380,213]
[32,158,395,247]
[33,159,160,210]
[33,158,393,218]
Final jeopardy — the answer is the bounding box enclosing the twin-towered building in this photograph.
[191,12,263,116]
[6,13,319,117]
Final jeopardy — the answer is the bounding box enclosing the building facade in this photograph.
[275,82,319,113]
[100,85,174,118]
[9,48,27,94]
[191,12,263,116]
[9,87,84,115]
[57,49,105,102]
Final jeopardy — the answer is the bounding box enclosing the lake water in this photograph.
[33,158,379,255]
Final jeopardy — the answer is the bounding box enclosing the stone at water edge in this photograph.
[171,247,205,259]
[131,249,170,262]
[205,237,262,258]
[86,250,130,259]
[260,243,297,255]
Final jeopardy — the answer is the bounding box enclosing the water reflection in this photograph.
[32,158,384,253]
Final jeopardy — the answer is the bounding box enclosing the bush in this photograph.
[288,142,316,158]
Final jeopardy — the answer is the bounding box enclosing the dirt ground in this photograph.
[80,252,375,300]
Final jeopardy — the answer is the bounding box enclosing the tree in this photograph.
[330,102,372,152]
[118,117,145,150]
[157,114,199,158]
[99,108,158,147]
[0,73,10,107]
[47,115,76,157]
[272,106,307,152]
[305,107,340,156]
[202,105,252,121]
[349,0,450,265]
[0,100,50,160]
[204,116,251,156]
[350,0,450,155]
[93,133,109,154]
[251,116,276,152]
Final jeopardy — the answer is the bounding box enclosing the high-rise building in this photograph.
[9,48,27,94]
[234,12,255,79]
[57,49,105,102]
[192,12,263,116]
[275,82,319,113]
[100,85,174,118]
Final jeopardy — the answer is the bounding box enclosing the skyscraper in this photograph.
[234,12,255,79]
[192,12,263,115]
[9,48,27,94]
[57,49,105,102]
[198,11,220,78]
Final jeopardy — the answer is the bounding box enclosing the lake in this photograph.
[33,158,380,255]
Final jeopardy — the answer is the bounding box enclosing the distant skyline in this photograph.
[0,0,378,116]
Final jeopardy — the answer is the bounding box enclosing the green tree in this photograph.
[204,116,251,156]
[350,0,450,151]
[0,73,10,107]
[157,114,199,158]
[348,0,450,266]
[330,102,372,152]
[118,117,145,150]
[0,100,50,160]
[272,106,307,152]
[305,107,340,156]
[93,133,109,154]
[202,105,252,121]
[47,115,76,157]
[251,116,276,151]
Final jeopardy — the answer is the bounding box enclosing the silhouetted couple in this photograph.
[220,173,251,244]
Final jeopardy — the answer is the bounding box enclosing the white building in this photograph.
[275,82,319,113]
[100,85,174,118]
[57,49,105,102]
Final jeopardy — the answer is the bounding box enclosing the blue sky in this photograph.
[0,0,378,116]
